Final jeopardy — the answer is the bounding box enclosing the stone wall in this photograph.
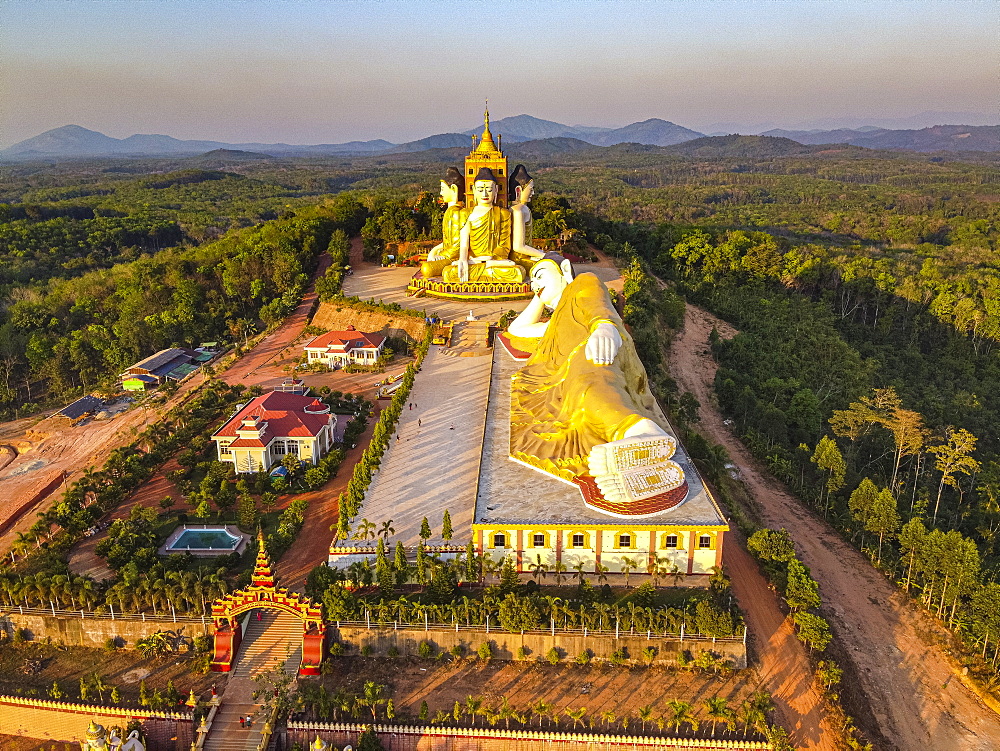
[332,624,746,669]
[285,721,769,750]
[0,695,194,750]
[0,609,213,649]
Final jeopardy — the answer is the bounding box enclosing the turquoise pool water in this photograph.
[168,528,240,551]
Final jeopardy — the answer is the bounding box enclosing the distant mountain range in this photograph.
[2,115,998,161]
[760,125,1000,152]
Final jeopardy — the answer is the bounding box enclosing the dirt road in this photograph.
[670,303,1000,751]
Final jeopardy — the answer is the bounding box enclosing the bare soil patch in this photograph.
[306,655,759,739]
[0,642,219,705]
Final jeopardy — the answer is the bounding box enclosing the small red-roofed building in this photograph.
[212,391,337,473]
[303,326,386,369]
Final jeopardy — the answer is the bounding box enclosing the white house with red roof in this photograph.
[212,391,337,473]
[303,326,386,369]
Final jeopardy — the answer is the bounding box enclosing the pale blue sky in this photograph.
[2,0,997,147]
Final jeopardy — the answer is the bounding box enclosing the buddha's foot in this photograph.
[588,434,684,504]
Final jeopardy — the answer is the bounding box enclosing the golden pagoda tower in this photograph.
[465,104,509,208]
[251,529,276,588]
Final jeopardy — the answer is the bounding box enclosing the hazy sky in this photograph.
[2,0,997,147]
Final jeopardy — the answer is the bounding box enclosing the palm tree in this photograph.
[596,562,610,585]
[666,699,693,733]
[637,704,654,732]
[565,707,587,730]
[600,710,616,729]
[353,518,376,541]
[529,554,548,584]
[464,695,482,727]
[378,519,395,541]
[572,560,587,584]
[496,696,516,729]
[620,556,639,587]
[358,680,386,722]
[531,700,551,728]
[703,697,730,738]
[551,560,568,586]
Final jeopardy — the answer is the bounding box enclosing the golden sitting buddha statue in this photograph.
[441,167,525,284]
[507,254,685,512]
[421,166,468,279]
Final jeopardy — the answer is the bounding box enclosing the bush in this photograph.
[329,642,345,657]
[193,635,212,654]
[449,644,463,659]
[360,645,373,657]
[417,640,434,659]
[545,647,561,665]
[477,642,493,661]
[575,650,592,665]
[609,648,627,665]
[516,645,529,661]
[387,646,400,658]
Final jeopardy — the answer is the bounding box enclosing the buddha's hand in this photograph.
[457,258,469,282]
[585,322,622,366]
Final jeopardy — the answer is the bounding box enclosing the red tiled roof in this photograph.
[304,330,386,352]
[213,392,331,441]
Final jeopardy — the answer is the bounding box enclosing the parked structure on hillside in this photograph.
[303,326,386,369]
[212,391,337,473]
[119,347,215,390]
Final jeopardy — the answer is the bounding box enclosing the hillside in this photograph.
[663,135,818,158]
[310,301,426,344]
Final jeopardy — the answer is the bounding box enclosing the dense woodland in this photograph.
[3,142,1000,671]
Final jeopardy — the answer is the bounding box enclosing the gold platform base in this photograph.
[407,273,533,301]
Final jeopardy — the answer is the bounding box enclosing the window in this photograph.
[532,533,545,548]
[493,533,506,548]
[699,535,712,549]
[572,533,585,548]
[271,440,286,455]
[618,534,632,548]
[664,534,678,549]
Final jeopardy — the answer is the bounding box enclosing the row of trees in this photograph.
[293,680,776,740]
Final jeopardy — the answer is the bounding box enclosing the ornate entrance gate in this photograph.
[210,533,325,676]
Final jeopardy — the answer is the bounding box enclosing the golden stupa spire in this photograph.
[252,529,276,588]
[476,101,499,154]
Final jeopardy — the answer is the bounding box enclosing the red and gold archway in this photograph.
[210,533,326,676]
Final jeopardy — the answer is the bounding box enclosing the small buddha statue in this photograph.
[421,166,468,279]
[509,164,545,272]
[442,167,525,284]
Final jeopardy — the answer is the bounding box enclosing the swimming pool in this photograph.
[161,525,248,556]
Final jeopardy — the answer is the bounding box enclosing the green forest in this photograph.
[3,142,1000,666]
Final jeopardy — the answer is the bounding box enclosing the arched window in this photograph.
[532,533,545,548]
[571,533,586,548]
[699,534,712,549]
[618,533,632,548]
[663,534,679,549]
[493,533,507,548]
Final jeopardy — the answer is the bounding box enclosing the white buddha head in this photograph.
[439,166,464,206]
[472,167,500,207]
[530,253,574,308]
[509,164,534,205]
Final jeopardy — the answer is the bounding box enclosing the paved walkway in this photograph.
[345,345,493,548]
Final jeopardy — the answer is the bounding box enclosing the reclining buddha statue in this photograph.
[506,253,687,515]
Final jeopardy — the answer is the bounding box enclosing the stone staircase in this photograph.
[441,320,492,357]
[202,611,302,751]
